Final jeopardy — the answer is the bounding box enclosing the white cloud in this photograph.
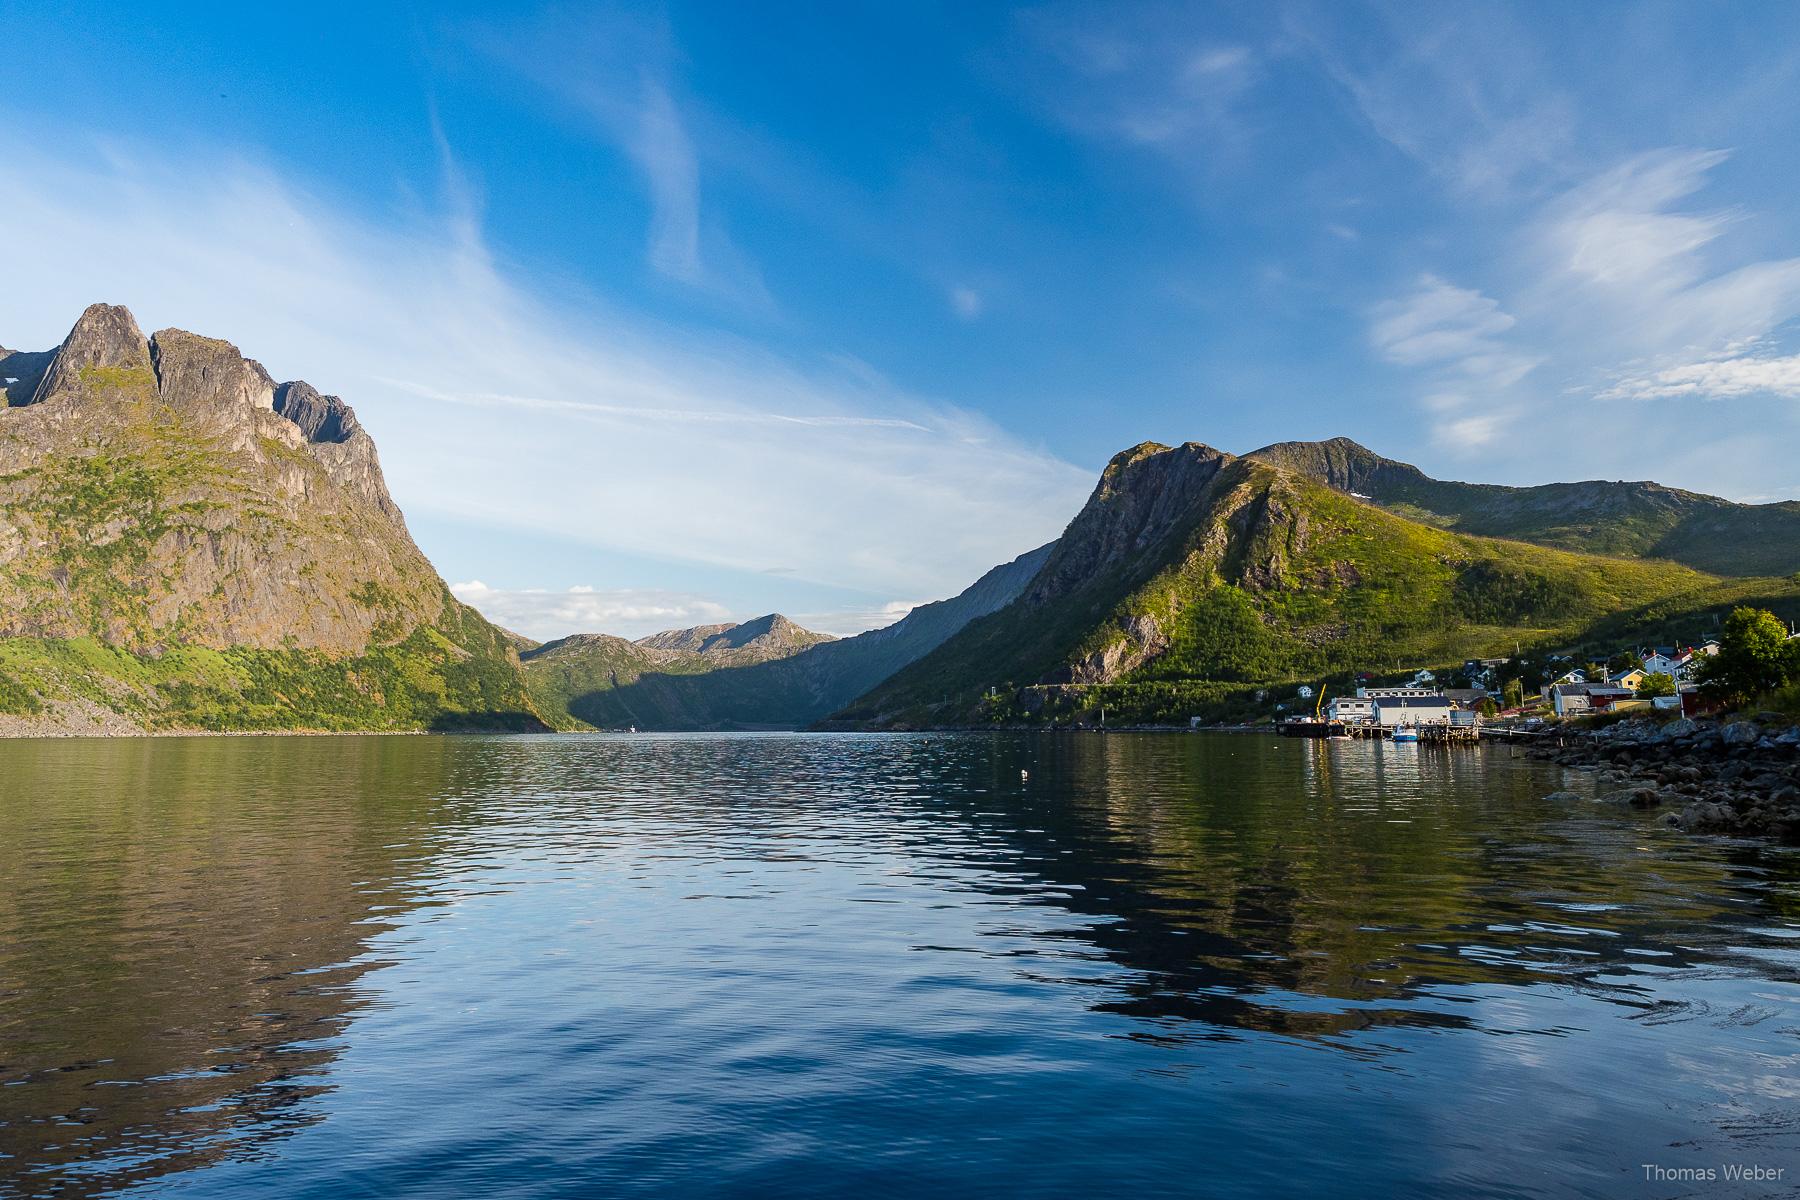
[451,581,731,641]
[1370,275,1516,367]
[0,125,1091,607]
[1431,414,1506,451]
[1534,149,1800,359]
[1370,277,1536,457]
[1600,351,1800,402]
[949,286,983,320]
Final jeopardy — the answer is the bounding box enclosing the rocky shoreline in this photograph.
[1529,716,1800,842]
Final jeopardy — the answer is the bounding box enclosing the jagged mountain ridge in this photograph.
[831,439,1800,729]
[1246,437,1800,577]
[0,303,542,733]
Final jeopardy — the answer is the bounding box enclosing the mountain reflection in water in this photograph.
[1,733,1796,1198]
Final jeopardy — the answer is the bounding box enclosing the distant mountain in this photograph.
[833,440,1800,729]
[522,614,831,730]
[0,303,543,734]
[633,613,835,662]
[1246,437,1800,577]
[522,544,1053,730]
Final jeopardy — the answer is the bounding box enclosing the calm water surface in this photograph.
[1,732,1797,1198]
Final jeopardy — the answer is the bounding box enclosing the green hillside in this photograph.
[1247,437,1800,577]
[0,595,544,734]
[834,443,1800,728]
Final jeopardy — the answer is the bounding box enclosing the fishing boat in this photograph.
[1390,726,1419,743]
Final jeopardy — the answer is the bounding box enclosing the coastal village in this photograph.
[1277,637,1740,741]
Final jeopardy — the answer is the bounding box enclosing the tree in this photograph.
[1609,649,1644,673]
[1477,697,1499,718]
[1637,672,1677,698]
[1693,607,1799,701]
[1502,678,1525,709]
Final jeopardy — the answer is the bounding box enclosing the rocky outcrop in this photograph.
[1022,442,1230,608]
[1068,614,1167,684]
[1,346,57,406]
[25,302,153,407]
[1532,717,1800,843]
[274,380,360,444]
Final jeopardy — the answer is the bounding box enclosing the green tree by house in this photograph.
[1502,678,1525,709]
[1692,607,1800,702]
[1637,672,1677,698]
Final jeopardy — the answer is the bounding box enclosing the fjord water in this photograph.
[2,735,1797,1199]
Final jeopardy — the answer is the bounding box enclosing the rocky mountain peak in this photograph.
[147,327,279,429]
[27,302,152,407]
[1025,440,1233,606]
[274,381,362,444]
[0,302,439,653]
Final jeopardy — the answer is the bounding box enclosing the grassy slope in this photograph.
[0,592,546,732]
[1249,438,1800,576]
[837,461,1800,727]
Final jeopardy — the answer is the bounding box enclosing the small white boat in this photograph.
[1391,726,1419,743]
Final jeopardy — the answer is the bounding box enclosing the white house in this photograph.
[1551,684,1591,717]
[1642,651,1684,678]
[1327,696,1376,725]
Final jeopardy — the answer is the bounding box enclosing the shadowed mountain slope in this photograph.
[522,543,1053,730]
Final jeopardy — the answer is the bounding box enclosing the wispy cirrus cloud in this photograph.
[1369,275,1539,450]
[1371,148,1800,469]
[462,9,770,306]
[0,123,1090,608]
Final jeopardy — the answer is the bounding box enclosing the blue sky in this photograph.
[6,1,1800,639]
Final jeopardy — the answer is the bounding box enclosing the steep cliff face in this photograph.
[0,303,542,733]
[1019,442,1230,608]
[1247,437,1800,576]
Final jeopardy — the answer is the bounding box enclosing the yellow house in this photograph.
[1611,668,1648,691]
